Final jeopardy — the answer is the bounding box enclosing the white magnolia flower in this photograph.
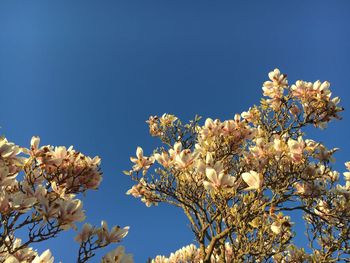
[203,167,235,191]
[241,171,263,190]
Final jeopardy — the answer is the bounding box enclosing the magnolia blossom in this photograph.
[287,137,305,163]
[130,147,154,174]
[200,118,223,140]
[0,137,22,159]
[241,170,263,190]
[262,69,288,109]
[168,142,183,158]
[203,167,235,191]
[241,107,261,124]
[159,113,177,126]
[154,151,172,168]
[98,221,129,244]
[174,149,197,170]
[263,68,288,90]
[57,199,85,230]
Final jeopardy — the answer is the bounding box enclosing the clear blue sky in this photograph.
[1,1,350,262]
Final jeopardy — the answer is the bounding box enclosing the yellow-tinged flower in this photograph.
[241,171,263,190]
[130,147,154,173]
[154,151,172,168]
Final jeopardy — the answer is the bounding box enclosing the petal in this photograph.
[136,147,143,159]
[206,168,218,185]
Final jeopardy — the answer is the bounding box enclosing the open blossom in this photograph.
[263,68,288,89]
[174,149,197,170]
[57,199,85,230]
[168,142,182,158]
[0,137,23,176]
[145,114,178,137]
[0,137,22,159]
[159,113,177,126]
[154,151,172,168]
[203,167,235,191]
[98,221,129,244]
[287,137,305,163]
[241,170,263,190]
[101,246,134,263]
[241,107,261,124]
[200,118,223,140]
[130,147,154,174]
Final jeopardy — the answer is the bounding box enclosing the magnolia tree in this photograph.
[125,69,349,262]
[0,136,132,262]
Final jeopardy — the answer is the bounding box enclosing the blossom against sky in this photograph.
[1,1,350,261]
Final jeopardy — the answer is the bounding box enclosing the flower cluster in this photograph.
[29,136,102,193]
[0,136,130,262]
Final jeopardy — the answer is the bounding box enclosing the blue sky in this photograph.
[1,1,350,262]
